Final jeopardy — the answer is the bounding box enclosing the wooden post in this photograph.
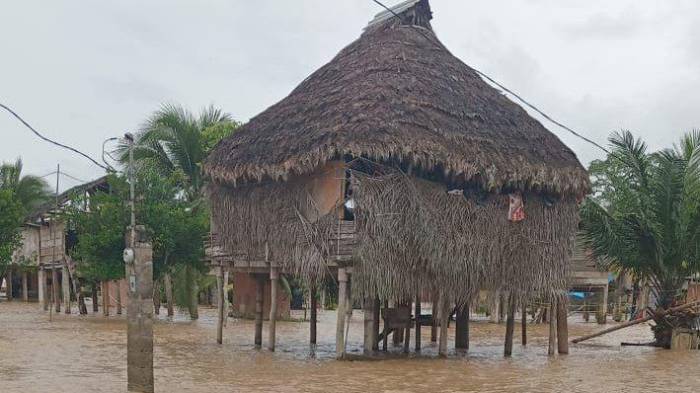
[363,297,375,354]
[490,291,500,323]
[216,266,225,345]
[414,294,421,351]
[310,284,318,345]
[62,264,71,314]
[431,296,438,342]
[52,268,60,312]
[268,267,279,351]
[91,282,98,313]
[372,297,380,351]
[153,279,161,315]
[6,268,13,301]
[455,305,469,350]
[223,270,230,327]
[102,280,109,316]
[38,268,46,309]
[22,271,29,302]
[188,266,199,320]
[254,275,264,348]
[335,267,348,359]
[504,299,516,357]
[164,273,174,317]
[557,299,569,354]
[438,297,450,357]
[598,284,609,324]
[521,303,527,346]
[382,300,389,352]
[548,300,557,356]
[115,280,122,315]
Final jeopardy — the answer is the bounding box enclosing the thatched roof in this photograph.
[205,0,588,197]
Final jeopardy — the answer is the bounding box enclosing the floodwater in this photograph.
[1,302,699,393]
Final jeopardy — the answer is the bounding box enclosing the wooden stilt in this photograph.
[22,271,28,302]
[521,303,527,346]
[335,267,348,359]
[455,305,469,350]
[557,299,569,354]
[363,297,375,354]
[223,271,229,327]
[216,265,224,345]
[115,279,122,315]
[548,300,557,356]
[372,297,380,351]
[598,284,609,324]
[504,299,516,357]
[6,268,13,301]
[310,284,318,345]
[164,273,174,317]
[102,280,109,317]
[268,267,279,351]
[438,298,449,357]
[52,268,60,312]
[91,282,98,313]
[62,265,71,314]
[254,275,264,348]
[39,268,47,310]
[431,296,438,343]
[415,294,421,351]
[382,300,389,352]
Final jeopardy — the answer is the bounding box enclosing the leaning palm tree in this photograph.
[117,104,237,202]
[0,158,51,215]
[581,130,700,347]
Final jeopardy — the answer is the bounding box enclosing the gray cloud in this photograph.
[1,0,699,188]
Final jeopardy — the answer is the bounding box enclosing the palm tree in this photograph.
[117,104,238,201]
[0,158,51,215]
[581,130,700,347]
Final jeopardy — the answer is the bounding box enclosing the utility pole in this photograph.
[123,133,154,393]
[49,164,60,321]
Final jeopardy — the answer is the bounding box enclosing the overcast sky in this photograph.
[2,0,699,191]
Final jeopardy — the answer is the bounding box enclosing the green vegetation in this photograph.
[0,189,23,274]
[581,130,700,346]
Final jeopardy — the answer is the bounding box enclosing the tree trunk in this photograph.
[102,281,109,317]
[153,278,161,315]
[548,300,557,356]
[521,303,527,346]
[455,306,469,350]
[504,299,516,357]
[164,273,174,317]
[557,299,569,354]
[115,280,122,315]
[310,284,317,345]
[188,267,199,320]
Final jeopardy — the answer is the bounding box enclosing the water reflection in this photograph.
[1,302,699,392]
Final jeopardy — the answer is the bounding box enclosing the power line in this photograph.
[370,0,610,155]
[0,102,110,170]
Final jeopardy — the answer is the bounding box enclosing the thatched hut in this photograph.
[204,0,589,357]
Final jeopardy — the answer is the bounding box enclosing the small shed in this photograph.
[204,0,589,357]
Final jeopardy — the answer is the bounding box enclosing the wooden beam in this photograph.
[254,275,264,348]
[504,299,516,357]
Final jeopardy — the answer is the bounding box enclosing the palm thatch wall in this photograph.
[205,0,589,306]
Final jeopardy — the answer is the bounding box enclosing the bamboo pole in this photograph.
[572,301,700,343]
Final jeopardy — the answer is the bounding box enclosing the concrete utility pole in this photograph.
[123,133,154,393]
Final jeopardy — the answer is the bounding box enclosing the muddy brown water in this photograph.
[1,302,699,392]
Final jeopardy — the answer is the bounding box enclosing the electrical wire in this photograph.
[370,0,610,154]
[0,102,110,170]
